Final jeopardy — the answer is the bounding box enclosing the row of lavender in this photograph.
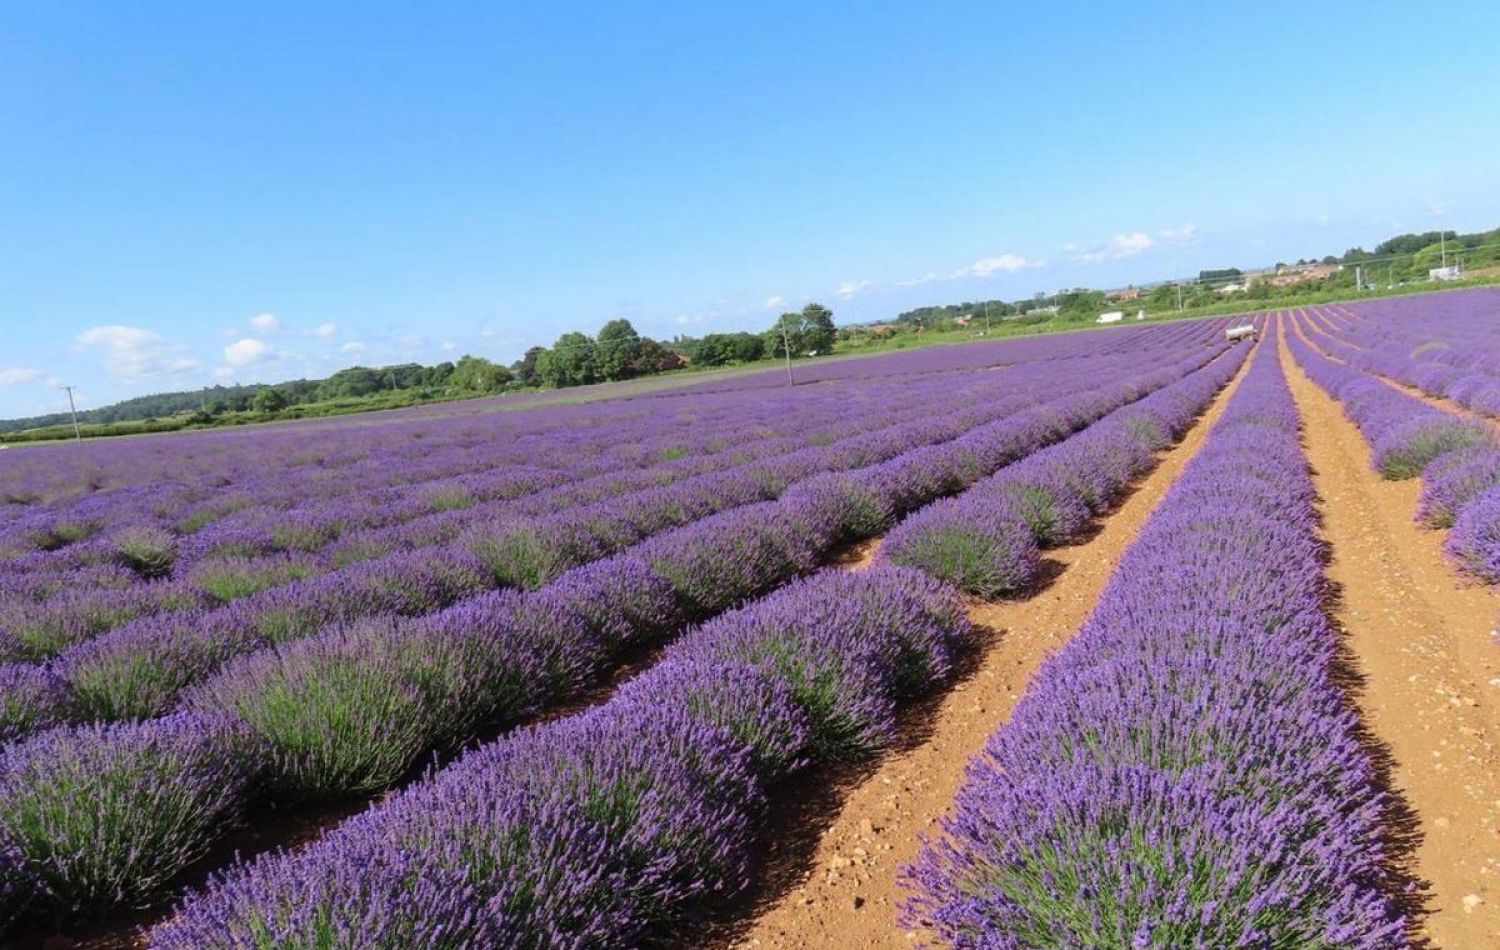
[1,362,1012,579]
[0,337,1234,930]
[0,564,972,942]
[123,325,1254,942]
[131,567,969,947]
[0,336,1222,748]
[0,366,1023,659]
[3,325,1222,659]
[1287,312,1500,583]
[1,318,1201,533]
[905,323,1408,946]
[1320,290,1500,419]
[878,339,1250,596]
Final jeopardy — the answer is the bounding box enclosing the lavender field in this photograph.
[2,293,1500,947]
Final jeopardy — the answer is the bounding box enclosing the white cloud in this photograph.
[249,313,281,334]
[674,314,708,326]
[312,322,338,339]
[894,272,944,288]
[836,280,870,300]
[1156,225,1198,243]
[1069,232,1155,264]
[440,340,458,352]
[0,367,43,388]
[959,253,1036,277]
[763,295,786,310]
[76,326,199,380]
[223,337,271,368]
[341,341,366,355]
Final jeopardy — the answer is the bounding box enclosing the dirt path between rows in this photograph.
[1279,320,1500,947]
[722,345,1256,949]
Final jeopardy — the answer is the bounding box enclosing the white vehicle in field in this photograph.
[1225,324,1256,342]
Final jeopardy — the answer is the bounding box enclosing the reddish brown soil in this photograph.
[722,349,1255,948]
[833,537,881,571]
[1280,324,1500,947]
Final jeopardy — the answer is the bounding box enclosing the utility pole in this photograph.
[1175,281,1184,312]
[61,385,82,443]
[1441,231,1448,269]
[983,298,992,335]
[778,316,795,387]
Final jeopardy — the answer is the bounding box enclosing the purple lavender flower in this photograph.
[152,814,498,949]
[0,714,255,914]
[0,665,73,743]
[881,495,1040,599]
[1447,486,1500,583]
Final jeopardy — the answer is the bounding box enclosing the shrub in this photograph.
[612,658,812,779]
[371,706,762,947]
[111,526,177,579]
[189,555,323,603]
[152,817,497,949]
[677,568,971,760]
[186,592,599,798]
[991,478,1091,547]
[882,498,1040,599]
[1372,417,1491,480]
[62,610,266,721]
[0,665,73,743]
[1417,447,1500,528]
[539,555,683,648]
[638,503,820,617]
[1447,487,1500,583]
[0,715,254,914]
[26,519,98,552]
[463,518,604,589]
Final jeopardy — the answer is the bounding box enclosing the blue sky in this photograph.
[3,1,1498,417]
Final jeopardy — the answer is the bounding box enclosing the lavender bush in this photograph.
[0,715,255,915]
[905,326,1407,946]
[1447,486,1500,583]
[149,565,974,946]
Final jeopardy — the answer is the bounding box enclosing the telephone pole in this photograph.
[778,317,795,387]
[61,385,82,443]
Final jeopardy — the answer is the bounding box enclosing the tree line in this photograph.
[1,305,839,432]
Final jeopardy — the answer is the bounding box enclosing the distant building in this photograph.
[1266,263,1341,288]
[1105,286,1142,301]
[1430,265,1464,282]
[1096,311,1124,324]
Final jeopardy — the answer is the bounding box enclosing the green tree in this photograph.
[632,338,682,375]
[318,366,384,400]
[596,318,644,381]
[536,332,597,388]
[768,303,837,358]
[447,355,513,393]
[766,313,801,359]
[252,388,288,413]
[694,334,739,366]
[799,303,836,354]
[511,347,546,387]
